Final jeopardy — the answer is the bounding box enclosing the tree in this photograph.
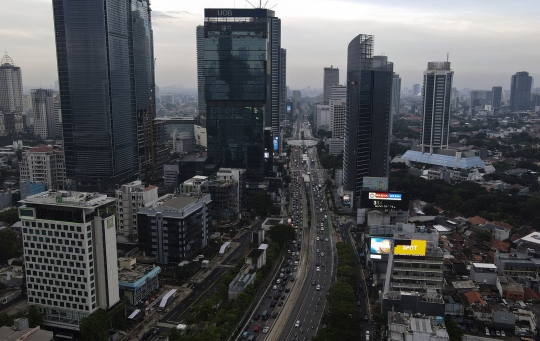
[80,309,108,341]
[27,306,43,328]
[445,315,464,341]
[267,224,296,248]
[0,230,22,263]
[423,205,440,216]
[246,191,278,216]
[0,208,21,225]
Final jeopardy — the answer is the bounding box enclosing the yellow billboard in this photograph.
[394,240,426,256]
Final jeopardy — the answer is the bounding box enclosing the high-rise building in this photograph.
[196,25,206,120]
[279,48,287,137]
[136,111,168,182]
[138,194,211,264]
[412,83,420,96]
[344,35,393,205]
[52,93,63,140]
[391,73,401,135]
[31,89,54,139]
[19,144,66,190]
[115,180,158,239]
[510,71,532,111]
[203,8,284,181]
[492,86,502,108]
[19,191,119,330]
[420,62,453,153]
[0,53,23,113]
[330,85,347,138]
[52,0,155,193]
[323,66,339,104]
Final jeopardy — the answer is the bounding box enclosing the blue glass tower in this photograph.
[52,0,155,192]
[203,8,283,181]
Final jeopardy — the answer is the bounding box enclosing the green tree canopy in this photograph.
[267,224,296,248]
[80,309,108,341]
[246,191,279,216]
[0,230,22,263]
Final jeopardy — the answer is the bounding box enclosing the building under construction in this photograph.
[137,110,169,182]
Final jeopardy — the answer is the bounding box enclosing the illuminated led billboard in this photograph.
[360,191,409,211]
[394,239,427,256]
[370,237,394,255]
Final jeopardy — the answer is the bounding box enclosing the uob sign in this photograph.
[217,10,233,16]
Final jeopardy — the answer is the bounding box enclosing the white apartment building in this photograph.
[19,145,66,190]
[172,130,195,154]
[315,104,330,130]
[19,191,119,330]
[115,180,158,238]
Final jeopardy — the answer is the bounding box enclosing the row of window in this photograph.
[25,251,86,262]
[24,243,90,255]
[23,221,89,232]
[24,236,89,247]
[28,281,86,291]
[24,228,89,240]
[27,271,93,283]
[27,264,92,276]
[29,290,89,303]
[29,297,94,311]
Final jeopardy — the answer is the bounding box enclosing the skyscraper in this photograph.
[391,73,401,135]
[0,53,23,113]
[413,83,420,96]
[344,35,393,205]
[420,62,453,153]
[323,66,339,104]
[203,8,284,181]
[196,25,206,120]
[31,89,54,139]
[510,71,532,111]
[52,0,155,193]
[491,86,502,108]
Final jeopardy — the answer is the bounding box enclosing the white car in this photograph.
[316,284,321,290]
[316,237,320,241]
[316,267,320,271]
[273,285,277,290]
[295,320,300,328]
[262,327,269,333]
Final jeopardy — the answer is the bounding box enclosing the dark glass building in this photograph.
[52,0,155,193]
[491,86,502,109]
[510,71,532,111]
[203,8,283,181]
[344,35,393,206]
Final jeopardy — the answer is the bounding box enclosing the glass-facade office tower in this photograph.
[203,8,284,181]
[344,35,393,206]
[0,53,23,113]
[31,89,55,139]
[492,86,502,108]
[196,25,206,120]
[420,62,453,153]
[510,71,532,111]
[323,66,339,104]
[52,0,155,193]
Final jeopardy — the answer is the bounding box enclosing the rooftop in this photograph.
[516,231,540,246]
[21,190,114,208]
[0,326,53,341]
[161,196,199,210]
[247,248,265,259]
[402,148,485,169]
[472,263,498,270]
[118,261,160,284]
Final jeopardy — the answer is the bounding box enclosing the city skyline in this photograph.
[3,0,540,92]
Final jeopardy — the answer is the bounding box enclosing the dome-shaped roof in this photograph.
[1,53,15,66]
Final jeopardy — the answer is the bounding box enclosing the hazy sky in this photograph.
[3,0,540,92]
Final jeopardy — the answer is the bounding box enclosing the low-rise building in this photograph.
[19,145,66,190]
[0,318,53,341]
[118,258,161,304]
[494,250,540,280]
[496,275,524,301]
[470,263,499,285]
[115,181,159,239]
[388,311,450,341]
[382,292,445,323]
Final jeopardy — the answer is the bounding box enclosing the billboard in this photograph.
[394,239,427,256]
[362,177,389,191]
[370,237,394,255]
[273,136,279,151]
[360,191,409,211]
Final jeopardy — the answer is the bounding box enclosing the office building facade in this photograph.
[323,66,339,104]
[196,25,206,119]
[203,8,284,180]
[491,86,502,108]
[52,0,155,193]
[19,191,119,329]
[420,62,453,153]
[0,53,23,114]
[115,180,158,238]
[344,35,393,204]
[31,89,55,139]
[510,71,532,111]
[138,194,211,265]
[391,73,401,115]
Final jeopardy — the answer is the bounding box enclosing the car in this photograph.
[316,249,320,253]
[290,277,294,282]
[294,261,298,266]
[278,301,283,306]
[262,327,269,333]
[501,331,506,337]
[271,312,278,318]
[325,238,328,242]
[253,314,260,321]
[254,325,259,332]
[316,267,320,271]
[316,237,320,241]
[366,331,370,341]
[270,301,276,307]
[281,294,286,300]
[321,252,325,257]
[312,280,316,285]
[365,314,369,321]
[293,267,297,272]
[241,331,250,338]
[485,328,490,336]
[357,301,361,306]
[272,285,277,290]
[295,320,300,328]
[316,284,321,290]
[285,288,290,293]
[274,293,280,299]
[496,330,501,337]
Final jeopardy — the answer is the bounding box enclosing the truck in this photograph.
[287,218,292,226]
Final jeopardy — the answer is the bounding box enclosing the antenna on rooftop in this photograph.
[245,0,275,8]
